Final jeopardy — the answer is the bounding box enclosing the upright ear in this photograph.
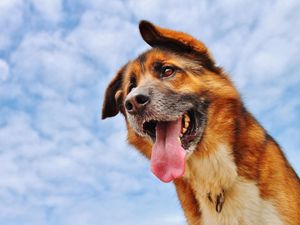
[102,65,126,119]
[139,20,208,55]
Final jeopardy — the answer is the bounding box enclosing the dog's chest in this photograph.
[184,145,284,225]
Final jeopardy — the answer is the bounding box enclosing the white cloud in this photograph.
[67,11,141,71]
[30,0,63,24]
[0,107,184,225]
[10,31,98,95]
[0,59,9,81]
[0,0,23,50]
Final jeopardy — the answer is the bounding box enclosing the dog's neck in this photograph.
[183,99,240,202]
[173,144,238,225]
[185,144,237,203]
[173,100,285,225]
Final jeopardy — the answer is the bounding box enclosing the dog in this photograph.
[102,21,300,225]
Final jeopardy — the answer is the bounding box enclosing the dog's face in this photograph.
[102,21,237,182]
[123,48,210,151]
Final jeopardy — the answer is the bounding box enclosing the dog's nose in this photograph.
[125,94,150,114]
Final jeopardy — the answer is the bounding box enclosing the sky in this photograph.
[0,0,299,225]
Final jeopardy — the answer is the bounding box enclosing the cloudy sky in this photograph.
[0,0,299,225]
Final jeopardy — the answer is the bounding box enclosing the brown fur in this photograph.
[102,21,300,225]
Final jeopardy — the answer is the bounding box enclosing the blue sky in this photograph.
[0,0,299,225]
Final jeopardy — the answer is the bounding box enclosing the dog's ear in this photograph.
[139,20,208,55]
[102,65,126,119]
[139,20,220,73]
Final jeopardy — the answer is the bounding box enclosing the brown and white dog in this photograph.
[102,21,300,225]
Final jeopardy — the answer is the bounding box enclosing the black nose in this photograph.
[125,94,150,114]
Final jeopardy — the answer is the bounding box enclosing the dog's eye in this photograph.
[128,83,135,93]
[128,75,137,93]
[161,66,175,78]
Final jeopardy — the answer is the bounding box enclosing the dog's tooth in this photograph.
[185,114,190,122]
[185,120,189,129]
[179,133,183,138]
[177,137,181,143]
[182,127,187,134]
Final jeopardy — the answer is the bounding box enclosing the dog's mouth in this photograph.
[142,110,204,151]
[140,109,206,183]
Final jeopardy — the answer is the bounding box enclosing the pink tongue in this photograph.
[150,118,186,182]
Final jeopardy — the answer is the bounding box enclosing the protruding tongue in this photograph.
[150,117,186,182]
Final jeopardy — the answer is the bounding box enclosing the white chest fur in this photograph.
[185,145,284,225]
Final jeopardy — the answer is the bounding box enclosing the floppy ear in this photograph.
[139,20,208,55]
[139,20,221,73]
[102,65,126,119]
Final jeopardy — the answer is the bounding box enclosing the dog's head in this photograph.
[102,21,238,182]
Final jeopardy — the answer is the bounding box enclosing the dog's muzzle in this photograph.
[125,87,150,115]
[124,84,208,152]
